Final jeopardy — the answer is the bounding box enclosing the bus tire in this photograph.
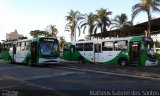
[118,58,128,66]
[78,57,85,64]
[28,59,33,67]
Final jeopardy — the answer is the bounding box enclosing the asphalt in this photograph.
[0,75,64,96]
[60,59,160,78]
[1,59,160,96]
[0,59,64,96]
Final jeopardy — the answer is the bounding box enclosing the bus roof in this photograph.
[72,36,144,44]
[65,36,151,45]
[10,37,58,43]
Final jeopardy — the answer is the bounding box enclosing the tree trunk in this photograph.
[89,27,92,40]
[101,27,103,39]
[147,11,151,37]
[74,28,76,42]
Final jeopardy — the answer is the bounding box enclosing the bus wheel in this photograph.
[118,58,128,66]
[78,57,85,64]
[28,59,33,67]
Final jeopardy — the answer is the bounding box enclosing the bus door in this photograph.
[94,43,101,63]
[129,42,141,65]
[15,42,22,63]
[69,45,75,60]
[31,42,37,64]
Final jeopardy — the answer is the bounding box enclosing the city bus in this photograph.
[63,36,158,66]
[2,37,60,66]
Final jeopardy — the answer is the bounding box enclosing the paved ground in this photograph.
[0,75,63,96]
[61,59,160,78]
[0,59,160,96]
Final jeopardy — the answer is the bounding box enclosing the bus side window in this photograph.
[102,41,113,51]
[64,44,69,51]
[76,43,83,51]
[21,42,25,50]
[84,43,93,51]
[114,41,128,51]
[17,42,21,51]
[26,42,30,50]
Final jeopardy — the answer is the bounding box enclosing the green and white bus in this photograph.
[2,37,60,66]
[63,36,158,66]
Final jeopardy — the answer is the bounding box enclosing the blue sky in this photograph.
[0,0,159,41]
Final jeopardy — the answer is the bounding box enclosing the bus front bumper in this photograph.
[145,60,158,66]
[39,58,60,64]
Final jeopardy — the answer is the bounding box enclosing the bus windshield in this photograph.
[144,37,157,59]
[40,42,58,56]
[144,37,154,49]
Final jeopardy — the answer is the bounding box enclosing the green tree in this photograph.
[18,36,28,40]
[132,0,160,37]
[0,42,2,52]
[78,13,96,40]
[46,25,58,37]
[30,30,39,37]
[111,13,133,37]
[30,30,49,38]
[65,10,81,41]
[94,8,112,39]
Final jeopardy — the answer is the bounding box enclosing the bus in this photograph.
[63,36,158,66]
[2,37,60,66]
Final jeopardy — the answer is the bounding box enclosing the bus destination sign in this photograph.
[40,38,55,42]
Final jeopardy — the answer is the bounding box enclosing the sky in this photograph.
[0,0,159,42]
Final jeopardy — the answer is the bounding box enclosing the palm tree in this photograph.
[46,25,58,37]
[65,10,81,41]
[111,13,133,37]
[94,8,112,39]
[59,36,65,51]
[78,13,96,40]
[132,0,160,37]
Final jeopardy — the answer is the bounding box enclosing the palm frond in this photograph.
[83,26,87,34]
[80,23,87,29]
[132,8,144,20]
[78,21,86,27]
[152,6,160,12]
[77,25,81,36]
[132,4,141,11]
[65,23,71,32]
